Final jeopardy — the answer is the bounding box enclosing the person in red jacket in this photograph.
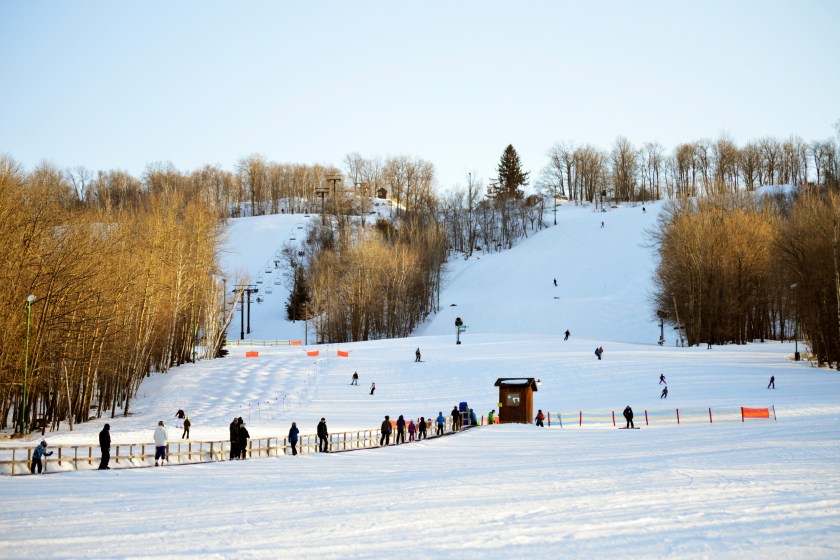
[535,410,545,427]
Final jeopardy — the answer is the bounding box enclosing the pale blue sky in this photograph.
[1,0,838,190]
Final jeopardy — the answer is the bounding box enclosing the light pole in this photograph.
[21,294,37,434]
[791,283,800,361]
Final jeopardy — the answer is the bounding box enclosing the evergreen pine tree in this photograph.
[286,267,311,321]
[491,144,530,200]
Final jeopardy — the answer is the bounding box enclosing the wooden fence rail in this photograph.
[546,405,776,427]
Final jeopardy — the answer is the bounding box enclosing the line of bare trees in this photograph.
[651,188,840,368]
[0,156,233,433]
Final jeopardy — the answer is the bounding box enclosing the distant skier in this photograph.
[623,406,634,428]
[30,440,53,474]
[660,386,669,399]
[659,373,666,385]
[238,418,250,459]
[451,406,461,431]
[564,329,570,341]
[380,415,392,446]
[98,424,111,470]
[554,278,557,287]
[601,221,605,228]
[175,408,185,429]
[595,347,603,360]
[154,421,167,466]
[767,376,775,389]
[642,206,646,213]
[351,371,359,385]
[436,412,445,436]
[288,422,299,456]
[417,416,427,440]
[535,409,545,427]
[408,419,416,442]
[396,415,406,444]
[182,417,191,439]
[317,418,329,452]
[229,417,240,460]
[370,382,376,396]
[415,348,421,362]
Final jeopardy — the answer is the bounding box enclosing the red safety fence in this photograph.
[337,350,349,357]
[245,351,259,358]
[306,350,320,357]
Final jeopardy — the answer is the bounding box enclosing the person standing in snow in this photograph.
[417,417,427,440]
[99,424,111,470]
[175,408,185,429]
[469,408,478,426]
[415,348,421,362]
[351,371,359,385]
[154,421,167,466]
[238,418,250,459]
[370,382,376,396]
[182,417,191,439]
[564,329,570,341]
[30,440,53,474]
[380,415,392,446]
[229,417,240,460]
[451,406,460,431]
[396,415,406,444]
[623,406,634,428]
[768,376,775,389]
[288,422,299,456]
[595,347,602,360]
[535,409,545,427]
[317,418,329,452]
[408,419,416,442]
[488,409,495,424]
[659,373,666,385]
[660,386,668,399]
[554,278,557,287]
[436,412,445,436]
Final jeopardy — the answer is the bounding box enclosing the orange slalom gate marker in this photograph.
[307,350,320,357]
[337,350,349,357]
[290,340,303,346]
[741,407,770,421]
[245,351,259,358]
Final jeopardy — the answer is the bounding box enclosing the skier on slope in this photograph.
[623,406,634,428]
[659,373,666,385]
[415,348,421,362]
[660,386,669,399]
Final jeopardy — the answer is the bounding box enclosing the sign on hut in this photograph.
[494,378,538,424]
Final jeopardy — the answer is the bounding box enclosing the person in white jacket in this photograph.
[154,421,168,466]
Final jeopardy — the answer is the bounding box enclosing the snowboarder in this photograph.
[436,412,445,436]
[229,417,240,460]
[535,409,545,427]
[417,416,427,440]
[30,440,53,474]
[408,419,416,442]
[99,424,111,470]
[488,409,495,424]
[451,406,460,431]
[288,422,299,456]
[370,382,376,396]
[317,418,329,452]
[175,408,185,429]
[380,415,392,446]
[396,415,406,444]
[660,386,669,399]
[659,373,666,385]
[351,371,359,385]
[238,418,250,459]
[768,376,775,389]
[154,421,167,466]
[564,329,570,341]
[415,348,421,362]
[623,406,634,428]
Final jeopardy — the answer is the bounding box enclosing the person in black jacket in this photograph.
[98,424,111,470]
[317,418,329,452]
[623,406,634,428]
[238,418,250,459]
[182,417,191,439]
[229,418,240,460]
[417,416,427,441]
[451,406,460,431]
[396,415,406,444]
[288,422,299,456]
[380,415,392,446]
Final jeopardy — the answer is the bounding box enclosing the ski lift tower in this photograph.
[232,284,259,340]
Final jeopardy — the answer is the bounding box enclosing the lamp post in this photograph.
[791,283,800,361]
[21,294,37,434]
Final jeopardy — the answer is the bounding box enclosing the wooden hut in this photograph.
[494,378,538,424]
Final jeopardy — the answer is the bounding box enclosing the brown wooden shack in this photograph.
[494,378,538,424]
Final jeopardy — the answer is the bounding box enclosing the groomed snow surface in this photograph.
[2,201,839,559]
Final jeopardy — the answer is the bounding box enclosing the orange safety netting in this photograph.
[290,340,303,346]
[245,351,259,358]
[307,350,320,357]
[337,350,349,357]
[741,407,770,419]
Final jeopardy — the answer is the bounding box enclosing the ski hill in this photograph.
[2,201,839,559]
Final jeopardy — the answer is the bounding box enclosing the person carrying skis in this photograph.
[535,409,545,427]
[30,440,53,474]
[396,415,407,444]
[288,422,299,456]
[229,417,240,460]
[238,418,250,459]
[154,421,167,466]
[659,373,666,385]
[660,386,669,399]
[351,371,359,385]
[436,412,446,436]
[99,424,111,470]
[408,419,416,442]
[623,406,634,428]
[417,417,427,440]
[317,418,329,452]
[415,348,421,362]
[182,417,191,439]
[380,415,392,446]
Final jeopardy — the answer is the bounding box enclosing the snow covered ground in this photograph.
[2,201,839,559]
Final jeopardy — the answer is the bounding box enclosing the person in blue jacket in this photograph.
[30,440,53,474]
[396,415,406,444]
[436,412,445,436]
[288,422,299,456]
[469,408,478,426]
